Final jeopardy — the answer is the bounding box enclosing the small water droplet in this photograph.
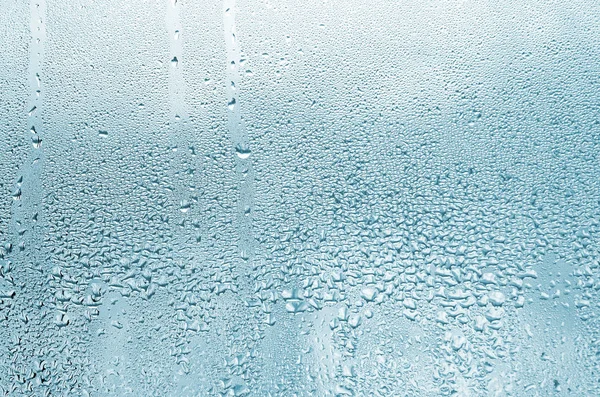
[361,287,377,302]
[228,98,236,111]
[180,200,190,213]
[32,135,42,148]
[235,143,251,159]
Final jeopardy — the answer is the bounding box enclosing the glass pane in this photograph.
[1,0,599,395]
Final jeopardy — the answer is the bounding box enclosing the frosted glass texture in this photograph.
[1,0,599,396]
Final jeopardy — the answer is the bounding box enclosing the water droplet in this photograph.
[361,287,377,302]
[228,97,236,111]
[32,135,42,148]
[235,143,251,159]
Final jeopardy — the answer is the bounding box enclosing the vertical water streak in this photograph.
[223,0,255,263]
[2,0,49,394]
[22,0,46,237]
[167,0,185,125]
[221,5,257,394]
[166,0,188,233]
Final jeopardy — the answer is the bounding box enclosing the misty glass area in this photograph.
[1,0,599,396]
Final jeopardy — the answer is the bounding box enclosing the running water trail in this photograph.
[2,0,48,394]
[19,0,46,237]
[223,0,255,264]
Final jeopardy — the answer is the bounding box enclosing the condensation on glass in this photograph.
[0,0,599,396]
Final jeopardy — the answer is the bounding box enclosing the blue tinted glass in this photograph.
[1,0,599,396]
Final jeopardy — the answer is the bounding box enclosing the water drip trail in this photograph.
[166,0,189,233]
[2,0,49,393]
[223,0,255,263]
[20,0,46,230]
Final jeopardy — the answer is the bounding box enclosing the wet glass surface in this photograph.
[1,0,599,395]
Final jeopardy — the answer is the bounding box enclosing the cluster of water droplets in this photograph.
[1,0,600,396]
